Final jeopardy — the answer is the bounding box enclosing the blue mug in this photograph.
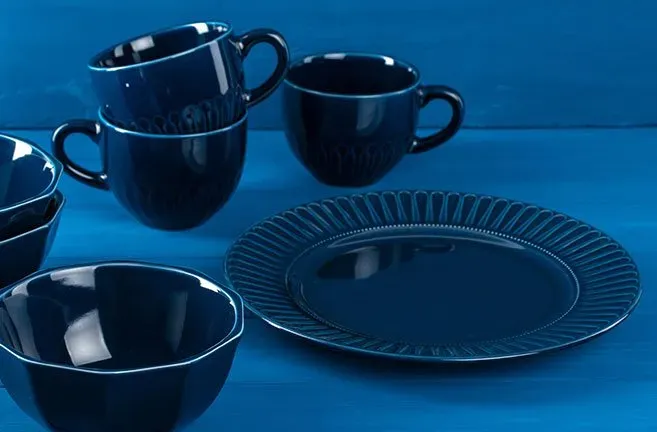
[51,110,246,231]
[88,21,289,132]
[282,52,465,187]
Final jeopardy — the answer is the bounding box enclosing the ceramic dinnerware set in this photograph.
[0,20,643,432]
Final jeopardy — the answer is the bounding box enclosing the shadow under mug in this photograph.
[89,21,289,131]
[51,110,247,231]
[282,52,465,187]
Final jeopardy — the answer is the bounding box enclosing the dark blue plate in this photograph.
[225,190,642,362]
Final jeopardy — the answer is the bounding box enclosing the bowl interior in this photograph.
[0,264,237,371]
[0,137,56,209]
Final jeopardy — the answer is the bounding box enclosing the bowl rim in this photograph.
[0,190,65,245]
[0,133,63,214]
[0,260,244,375]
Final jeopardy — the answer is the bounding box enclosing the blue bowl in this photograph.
[0,134,62,234]
[0,190,65,288]
[0,262,244,432]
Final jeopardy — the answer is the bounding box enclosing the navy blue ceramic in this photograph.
[0,190,65,288]
[282,53,465,187]
[0,261,244,432]
[225,190,642,362]
[88,21,289,132]
[0,133,62,235]
[51,110,247,231]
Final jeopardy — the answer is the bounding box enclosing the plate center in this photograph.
[288,227,578,346]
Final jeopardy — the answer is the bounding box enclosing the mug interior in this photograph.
[0,264,238,370]
[0,137,56,209]
[286,54,420,96]
[91,22,230,68]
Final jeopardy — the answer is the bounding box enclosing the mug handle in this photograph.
[51,120,110,191]
[236,29,290,107]
[409,85,465,155]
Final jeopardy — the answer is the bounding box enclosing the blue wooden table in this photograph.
[0,128,655,431]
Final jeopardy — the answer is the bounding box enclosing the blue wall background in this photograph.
[1,0,656,129]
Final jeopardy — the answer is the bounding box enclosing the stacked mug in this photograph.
[52,21,289,231]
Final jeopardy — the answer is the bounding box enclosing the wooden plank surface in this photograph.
[0,128,655,430]
[0,1,656,129]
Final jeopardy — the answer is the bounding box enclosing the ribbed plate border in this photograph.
[225,190,642,362]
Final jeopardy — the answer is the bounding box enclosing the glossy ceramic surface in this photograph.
[0,134,61,234]
[0,190,65,288]
[51,110,247,231]
[282,53,465,187]
[89,21,289,131]
[0,261,244,432]
[225,190,642,362]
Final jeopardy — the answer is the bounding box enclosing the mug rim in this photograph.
[0,260,245,375]
[283,52,422,99]
[97,108,248,139]
[88,21,233,72]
